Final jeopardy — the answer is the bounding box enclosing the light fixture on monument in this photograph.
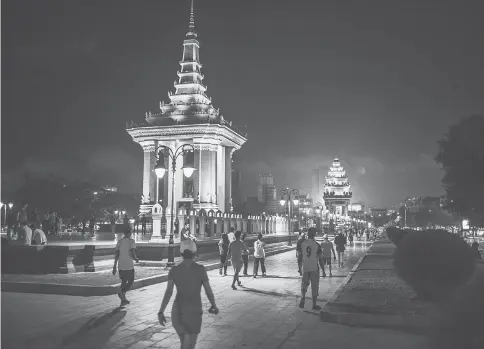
[155,159,167,180]
[182,150,195,178]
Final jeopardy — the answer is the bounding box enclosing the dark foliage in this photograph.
[435,114,484,227]
[386,226,409,246]
[431,267,484,349]
[393,229,475,302]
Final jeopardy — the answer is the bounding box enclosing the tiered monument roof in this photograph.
[324,158,352,199]
[126,0,246,145]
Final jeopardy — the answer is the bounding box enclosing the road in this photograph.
[2,242,427,349]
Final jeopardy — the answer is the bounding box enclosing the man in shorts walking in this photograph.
[113,228,139,305]
[298,227,324,310]
[226,231,248,290]
[321,234,336,277]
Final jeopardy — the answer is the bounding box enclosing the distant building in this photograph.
[323,158,352,216]
[242,197,266,216]
[348,201,365,213]
[258,173,277,214]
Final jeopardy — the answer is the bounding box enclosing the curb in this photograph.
[1,245,295,296]
[320,310,433,335]
[320,240,434,335]
[320,252,367,307]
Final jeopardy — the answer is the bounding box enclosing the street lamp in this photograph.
[1,202,13,230]
[279,188,299,246]
[154,143,195,267]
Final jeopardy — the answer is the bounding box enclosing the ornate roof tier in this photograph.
[132,0,241,133]
[126,123,247,150]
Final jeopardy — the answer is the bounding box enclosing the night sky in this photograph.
[2,0,484,207]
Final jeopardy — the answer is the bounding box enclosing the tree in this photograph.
[435,115,484,227]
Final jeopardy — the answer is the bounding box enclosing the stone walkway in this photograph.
[2,243,429,349]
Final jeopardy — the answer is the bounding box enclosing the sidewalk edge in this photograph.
[320,241,434,335]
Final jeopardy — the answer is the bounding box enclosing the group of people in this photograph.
[5,202,48,246]
[217,228,267,282]
[112,225,366,349]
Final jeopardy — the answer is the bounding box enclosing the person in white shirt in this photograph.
[32,226,48,245]
[17,222,32,245]
[253,233,266,278]
[298,227,324,310]
[227,227,235,242]
[113,228,139,305]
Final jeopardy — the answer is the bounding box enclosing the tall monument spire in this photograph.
[186,0,197,38]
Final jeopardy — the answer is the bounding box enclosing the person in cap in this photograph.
[158,238,218,349]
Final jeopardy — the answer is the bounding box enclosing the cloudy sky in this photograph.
[2,0,484,207]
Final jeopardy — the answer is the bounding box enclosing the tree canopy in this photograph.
[435,115,484,227]
[6,172,140,221]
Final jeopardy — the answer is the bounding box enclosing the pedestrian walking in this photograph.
[112,228,139,305]
[241,233,249,276]
[321,235,336,277]
[141,214,147,235]
[298,227,324,310]
[226,230,248,290]
[296,231,306,275]
[348,231,354,245]
[334,231,346,267]
[218,233,230,276]
[158,239,219,349]
[227,227,235,242]
[180,223,191,241]
[253,233,266,278]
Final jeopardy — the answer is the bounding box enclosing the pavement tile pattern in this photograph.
[2,242,429,349]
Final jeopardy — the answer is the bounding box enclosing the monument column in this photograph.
[194,142,219,210]
[225,147,234,212]
[140,142,156,203]
[193,147,200,202]
[217,145,225,210]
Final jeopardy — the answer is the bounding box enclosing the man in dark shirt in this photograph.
[158,239,218,349]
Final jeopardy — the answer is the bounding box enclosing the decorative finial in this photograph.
[186,0,197,38]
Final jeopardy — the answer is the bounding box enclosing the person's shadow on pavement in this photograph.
[60,307,127,348]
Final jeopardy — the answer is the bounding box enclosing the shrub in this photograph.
[431,267,484,349]
[386,226,410,246]
[393,229,476,302]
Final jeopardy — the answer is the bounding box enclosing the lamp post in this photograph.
[279,188,299,246]
[1,202,13,231]
[154,143,195,267]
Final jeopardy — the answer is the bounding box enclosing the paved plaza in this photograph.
[2,242,428,349]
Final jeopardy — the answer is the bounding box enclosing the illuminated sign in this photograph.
[349,204,362,212]
[462,219,469,230]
